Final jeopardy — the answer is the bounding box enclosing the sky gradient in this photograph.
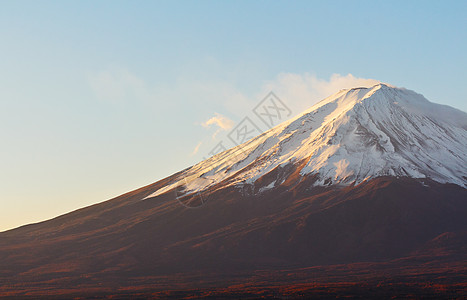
[1,1,466,231]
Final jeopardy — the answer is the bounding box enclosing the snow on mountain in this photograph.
[146,84,467,199]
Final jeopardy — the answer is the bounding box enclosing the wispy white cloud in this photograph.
[202,113,234,130]
[88,67,378,114]
[87,66,248,115]
[201,113,235,139]
[260,73,380,116]
[88,67,148,103]
[221,73,380,119]
[190,141,202,156]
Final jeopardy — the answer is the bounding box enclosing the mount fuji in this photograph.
[1,83,466,298]
[148,83,467,202]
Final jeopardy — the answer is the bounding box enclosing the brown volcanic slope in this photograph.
[0,171,466,298]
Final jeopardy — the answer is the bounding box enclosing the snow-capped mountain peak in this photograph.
[146,84,467,199]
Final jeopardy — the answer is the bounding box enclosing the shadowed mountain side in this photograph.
[0,176,466,289]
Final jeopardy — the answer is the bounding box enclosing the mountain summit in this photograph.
[148,83,467,201]
[1,83,466,298]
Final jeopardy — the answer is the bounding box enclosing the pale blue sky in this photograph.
[0,1,466,231]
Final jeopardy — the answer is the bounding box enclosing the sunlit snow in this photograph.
[145,84,467,199]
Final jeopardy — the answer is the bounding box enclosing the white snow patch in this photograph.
[334,159,354,180]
